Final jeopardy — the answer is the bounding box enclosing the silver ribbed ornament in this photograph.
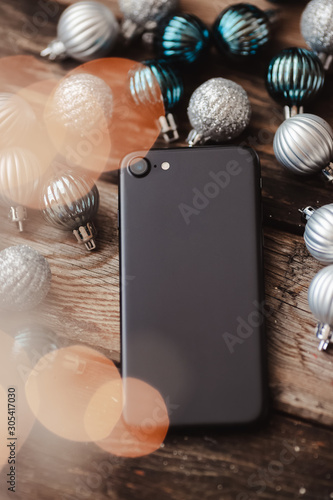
[0,246,51,312]
[40,171,100,251]
[302,204,333,263]
[301,0,333,70]
[119,0,178,40]
[273,114,333,175]
[41,1,119,62]
[0,93,36,148]
[51,73,113,136]
[308,264,333,351]
[186,78,251,146]
[0,147,44,231]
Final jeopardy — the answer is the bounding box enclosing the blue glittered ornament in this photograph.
[267,47,325,119]
[212,3,274,58]
[153,13,210,64]
[129,59,183,141]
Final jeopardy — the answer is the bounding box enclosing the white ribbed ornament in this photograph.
[308,265,333,351]
[273,114,333,175]
[0,148,44,231]
[41,1,119,62]
[0,93,36,148]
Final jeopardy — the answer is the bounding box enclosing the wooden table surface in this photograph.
[1,0,333,499]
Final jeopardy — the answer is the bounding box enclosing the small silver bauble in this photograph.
[12,325,59,366]
[40,171,100,251]
[302,204,333,263]
[301,0,333,70]
[51,73,113,136]
[0,147,44,231]
[186,78,252,146]
[0,246,51,312]
[308,264,333,351]
[119,0,178,39]
[41,1,119,62]
[273,113,333,175]
[0,93,36,148]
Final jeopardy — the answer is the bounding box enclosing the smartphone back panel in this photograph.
[119,146,267,427]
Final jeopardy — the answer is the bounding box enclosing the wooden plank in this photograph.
[263,229,333,427]
[13,413,333,500]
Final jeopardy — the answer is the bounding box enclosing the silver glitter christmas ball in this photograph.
[187,78,251,145]
[273,114,333,175]
[51,73,113,136]
[0,246,51,312]
[308,264,333,350]
[304,203,333,263]
[41,1,119,62]
[0,93,36,148]
[119,0,178,29]
[301,0,333,68]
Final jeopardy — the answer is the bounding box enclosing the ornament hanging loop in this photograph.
[159,114,179,143]
[316,323,333,351]
[73,222,97,251]
[40,40,67,61]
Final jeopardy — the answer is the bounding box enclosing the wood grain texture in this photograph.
[15,413,333,500]
[0,0,333,499]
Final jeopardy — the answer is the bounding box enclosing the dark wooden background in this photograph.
[1,0,333,499]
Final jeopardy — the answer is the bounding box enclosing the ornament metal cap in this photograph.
[316,323,333,351]
[9,206,28,232]
[284,105,304,120]
[159,114,179,142]
[186,129,203,147]
[73,222,97,251]
[299,206,315,221]
[40,40,67,61]
[322,163,333,182]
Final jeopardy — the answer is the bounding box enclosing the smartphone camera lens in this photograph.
[128,157,150,177]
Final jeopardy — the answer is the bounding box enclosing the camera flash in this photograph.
[161,162,170,171]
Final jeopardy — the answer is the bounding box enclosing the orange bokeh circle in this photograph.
[96,377,169,458]
[25,345,123,442]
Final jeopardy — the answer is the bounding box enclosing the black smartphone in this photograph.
[119,146,268,427]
